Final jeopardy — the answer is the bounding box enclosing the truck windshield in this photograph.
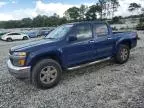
[45,24,73,39]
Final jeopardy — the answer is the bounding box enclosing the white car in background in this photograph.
[1,32,29,42]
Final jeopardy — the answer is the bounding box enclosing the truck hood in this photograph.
[10,39,56,52]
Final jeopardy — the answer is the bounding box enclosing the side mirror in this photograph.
[68,35,77,42]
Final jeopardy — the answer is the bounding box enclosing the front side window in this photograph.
[94,24,108,37]
[76,24,92,41]
[8,33,13,35]
[45,24,73,40]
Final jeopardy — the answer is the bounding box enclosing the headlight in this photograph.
[13,52,26,57]
[11,52,27,66]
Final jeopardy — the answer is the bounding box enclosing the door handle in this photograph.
[107,37,112,40]
[89,40,95,43]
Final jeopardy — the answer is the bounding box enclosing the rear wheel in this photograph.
[31,59,62,89]
[23,36,28,40]
[6,38,12,42]
[114,44,130,64]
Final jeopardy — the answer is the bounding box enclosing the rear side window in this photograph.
[14,33,20,35]
[76,24,92,41]
[8,33,20,35]
[94,24,108,37]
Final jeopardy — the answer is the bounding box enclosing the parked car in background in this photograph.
[28,29,54,38]
[0,32,7,39]
[40,30,54,37]
[1,32,29,42]
[40,30,51,36]
[7,21,137,89]
[27,32,38,38]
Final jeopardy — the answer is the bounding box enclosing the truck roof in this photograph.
[65,21,106,25]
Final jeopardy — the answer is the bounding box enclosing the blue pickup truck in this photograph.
[7,21,137,89]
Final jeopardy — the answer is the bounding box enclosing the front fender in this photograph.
[26,48,62,66]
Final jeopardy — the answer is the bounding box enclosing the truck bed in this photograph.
[113,31,137,38]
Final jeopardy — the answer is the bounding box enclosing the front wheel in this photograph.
[114,44,130,64]
[23,36,28,40]
[6,38,12,42]
[31,59,62,89]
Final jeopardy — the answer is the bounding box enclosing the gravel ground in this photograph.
[0,31,144,108]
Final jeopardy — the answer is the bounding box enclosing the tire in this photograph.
[6,38,12,42]
[114,44,130,64]
[23,36,28,40]
[31,59,62,89]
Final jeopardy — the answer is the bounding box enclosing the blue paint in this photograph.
[9,21,137,69]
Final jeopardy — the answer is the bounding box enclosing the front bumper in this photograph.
[7,60,31,79]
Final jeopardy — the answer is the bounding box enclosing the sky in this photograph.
[0,0,143,21]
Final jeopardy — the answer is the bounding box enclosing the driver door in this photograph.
[62,23,95,67]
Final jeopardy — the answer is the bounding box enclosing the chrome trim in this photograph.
[7,60,31,78]
[9,53,26,59]
[67,57,111,70]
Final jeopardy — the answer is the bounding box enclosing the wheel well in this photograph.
[7,37,12,40]
[23,36,28,38]
[30,54,61,71]
[119,40,131,49]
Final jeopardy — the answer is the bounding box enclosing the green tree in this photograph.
[33,15,45,27]
[86,4,101,20]
[58,17,67,25]
[21,18,32,27]
[98,0,106,20]
[110,0,120,18]
[110,16,122,24]
[79,5,88,20]
[64,7,80,21]
[4,20,21,28]
[128,3,141,15]
[97,0,119,19]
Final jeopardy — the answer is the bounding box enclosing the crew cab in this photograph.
[7,21,137,89]
[1,32,29,42]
